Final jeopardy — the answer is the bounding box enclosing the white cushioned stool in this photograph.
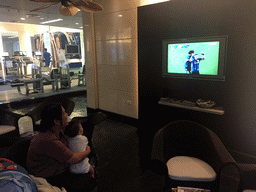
[18,116,34,135]
[166,156,217,182]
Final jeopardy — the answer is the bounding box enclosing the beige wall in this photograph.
[84,0,169,119]
[93,0,139,119]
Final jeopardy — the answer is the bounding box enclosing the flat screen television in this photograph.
[162,36,228,81]
[19,51,27,56]
[65,44,80,55]
[35,51,42,56]
[2,52,9,56]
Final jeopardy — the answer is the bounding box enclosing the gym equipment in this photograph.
[11,66,57,96]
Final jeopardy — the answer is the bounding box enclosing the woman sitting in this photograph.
[26,103,97,192]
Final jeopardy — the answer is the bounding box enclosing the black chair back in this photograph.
[4,139,32,169]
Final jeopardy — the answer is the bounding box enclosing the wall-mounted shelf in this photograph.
[158,100,224,115]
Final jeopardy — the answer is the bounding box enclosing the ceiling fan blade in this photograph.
[73,0,103,13]
[29,2,59,12]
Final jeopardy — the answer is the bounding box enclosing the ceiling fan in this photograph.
[29,0,103,16]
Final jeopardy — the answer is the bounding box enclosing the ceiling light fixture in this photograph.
[20,18,26,20]
[8,36,18,39]
[40,18,63,24]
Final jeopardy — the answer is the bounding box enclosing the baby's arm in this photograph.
[89,164,95,178]
[79,135,89,150]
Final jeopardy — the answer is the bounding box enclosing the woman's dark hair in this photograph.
[39,103,63,132]
[64,120,80,138]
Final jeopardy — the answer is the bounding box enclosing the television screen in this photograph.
[2,52,9,56]
[65,44,80,54]
[162,36,227,81]
[35,51,42,56]
[19,51,27,56]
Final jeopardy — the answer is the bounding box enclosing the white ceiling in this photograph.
[0,0,84,29]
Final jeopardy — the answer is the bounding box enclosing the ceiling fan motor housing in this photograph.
[59,4,78,16]
[60,0,69,7]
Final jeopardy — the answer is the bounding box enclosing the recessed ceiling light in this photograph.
[40,18,63,24]
[8,36,18,39]
[118,15,123,17]
[76,23,79,25]
[20,18,26,20]
[40,18,44,20]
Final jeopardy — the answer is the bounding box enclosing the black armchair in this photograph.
[237,163,256,192]
[0,107,22,146]
[4,138,32,169]
[23,94,106,141]
[151,120,236,191]
[25,95,75,131]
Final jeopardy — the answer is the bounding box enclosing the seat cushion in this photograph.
[0,125,16,135]
[35,120,41,126]
[166,156,217,182]
[18,116,34,135]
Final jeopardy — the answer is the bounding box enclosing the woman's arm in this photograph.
[67,146,91,164]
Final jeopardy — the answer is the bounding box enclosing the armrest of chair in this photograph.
[205,128,236,172]
[0,108,22,136]
[237,163,256,191]
[4,139,32,169]
[148,159,169,176]
[218,162,256,192]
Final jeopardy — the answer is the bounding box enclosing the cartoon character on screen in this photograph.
[192,52,206,75]
[185,50,194,74]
